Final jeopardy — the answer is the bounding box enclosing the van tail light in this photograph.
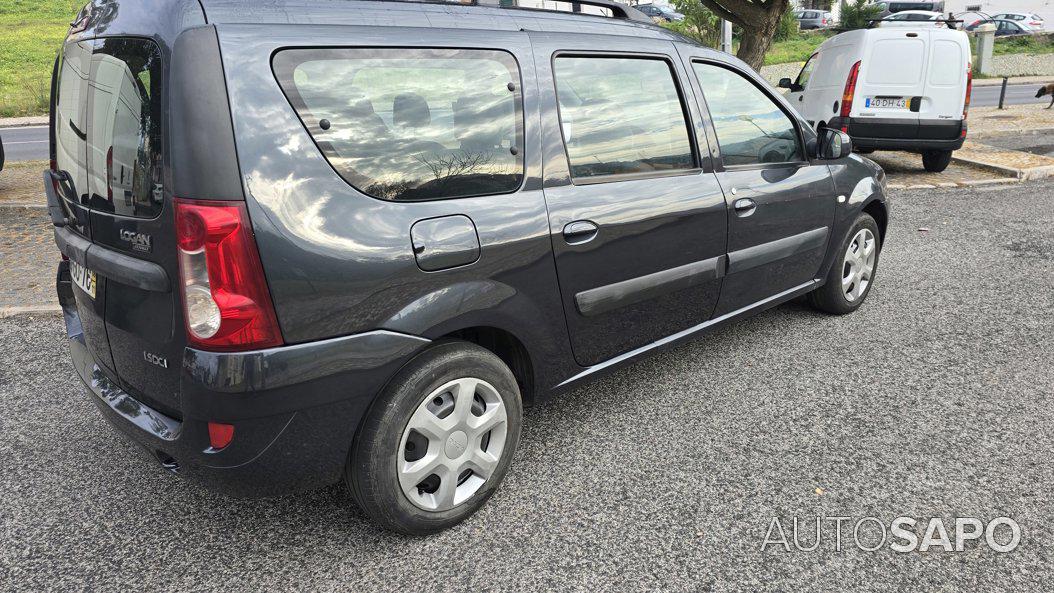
[174,199,283,351]
[840,60,861,119]
[962,63,972,131]
[106,146,113,202]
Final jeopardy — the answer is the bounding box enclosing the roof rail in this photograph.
[467,0,653,24]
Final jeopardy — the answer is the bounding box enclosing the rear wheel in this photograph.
[922,149,952,172]
[808,213,881,315]
[347,341,522,535]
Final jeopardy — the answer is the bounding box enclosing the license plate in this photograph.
[866,96,908,109]
[70,260,97,299]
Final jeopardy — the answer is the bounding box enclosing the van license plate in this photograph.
[866,97,907,109]
[69,260,97,299]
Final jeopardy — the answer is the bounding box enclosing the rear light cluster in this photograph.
[839,60,862,130]
[174,199,283,351]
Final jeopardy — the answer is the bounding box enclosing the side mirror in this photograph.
[778,77,793,89]
[820,128,853,159]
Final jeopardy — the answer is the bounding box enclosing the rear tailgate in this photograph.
[51,35,185,417]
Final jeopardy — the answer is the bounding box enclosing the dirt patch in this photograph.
[0,160,48,205]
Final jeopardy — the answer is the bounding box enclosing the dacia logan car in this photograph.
[47,0,889,534]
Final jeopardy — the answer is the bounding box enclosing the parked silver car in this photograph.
[796,9,832,30]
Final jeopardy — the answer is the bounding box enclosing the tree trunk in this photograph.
[736,5,784,71]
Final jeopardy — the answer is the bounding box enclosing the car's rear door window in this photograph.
[86,38,164,218]
[273,48,524,202]
[552,56,695,179]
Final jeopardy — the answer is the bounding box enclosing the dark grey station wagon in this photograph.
[47,0,889,533]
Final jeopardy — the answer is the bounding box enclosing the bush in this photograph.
[775,5,800,42]
[838,0,881,30]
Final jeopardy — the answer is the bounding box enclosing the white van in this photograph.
[779,26,972,172]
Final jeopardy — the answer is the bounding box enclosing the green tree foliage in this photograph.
[838,0,881,30]
[663,0,722,47]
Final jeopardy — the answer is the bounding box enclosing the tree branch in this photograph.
[697,0,748,27]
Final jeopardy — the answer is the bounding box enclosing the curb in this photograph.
[0,203,47,210]
[0,116,48,128]
[951,155,1054,181]
[887,177,1020,190]
[0,305,62,319]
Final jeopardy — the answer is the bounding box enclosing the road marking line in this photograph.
[4,140,47,145]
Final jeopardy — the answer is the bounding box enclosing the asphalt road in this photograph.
[2,180,1054,591]
[1,83,1049,164]
[0,125,48,163]
[972,83,1052,107]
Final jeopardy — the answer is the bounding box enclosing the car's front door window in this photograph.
[692,62,803,167]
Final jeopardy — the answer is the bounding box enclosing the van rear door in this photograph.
[854,29,930,137]
[84,37,184,417]
[919,31,968,139]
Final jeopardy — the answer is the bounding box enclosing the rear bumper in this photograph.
[833,117,966,152]
[57,262,429,497]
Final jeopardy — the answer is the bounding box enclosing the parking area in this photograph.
[3,180,1053,591]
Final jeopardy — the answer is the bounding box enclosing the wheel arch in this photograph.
[862,198,888,246]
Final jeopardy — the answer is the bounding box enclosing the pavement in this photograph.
[1,180,1054,591]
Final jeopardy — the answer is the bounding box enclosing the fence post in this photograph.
[998,76,1009,110]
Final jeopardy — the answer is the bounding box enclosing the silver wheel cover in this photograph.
[397,378,508,512]
[842,228,877,303]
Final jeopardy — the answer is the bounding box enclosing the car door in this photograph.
[531,32,728,367]
[683,57,837,316]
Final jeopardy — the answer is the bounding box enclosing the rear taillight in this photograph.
[174,199,283,351]
[208,422,235,450]
[840,60,861,119]
[962,63,972,137]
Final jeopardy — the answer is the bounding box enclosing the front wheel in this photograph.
[922,149,952,172]
[808,213,881,315]
[347,341,522,535]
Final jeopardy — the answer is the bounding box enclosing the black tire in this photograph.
[347,341,522,535]
[922,149,952,173]
[808,213,881,315]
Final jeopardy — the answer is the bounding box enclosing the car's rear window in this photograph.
[273,48,524,202]
[86,38,164,218]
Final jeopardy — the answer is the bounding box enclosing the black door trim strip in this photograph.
[727,227,829,275]
[575,255,725,317]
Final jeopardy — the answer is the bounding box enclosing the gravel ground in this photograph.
[2,181,1054,592]
[0,207,59,309]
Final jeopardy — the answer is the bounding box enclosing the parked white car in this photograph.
[990,12,1045,31]
[779,26,972,172]
[877,10,945,27]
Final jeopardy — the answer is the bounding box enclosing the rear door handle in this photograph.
[563,220,598,245]
[733,198,757,217]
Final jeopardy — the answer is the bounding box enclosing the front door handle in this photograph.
[733,198,757,217]
[563,220,599,245]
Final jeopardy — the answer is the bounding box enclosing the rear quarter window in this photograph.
[273,48,524,202]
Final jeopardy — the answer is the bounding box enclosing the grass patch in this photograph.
[764,32,831,66]
[0,0,81,117]
[991,34,1054,55]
